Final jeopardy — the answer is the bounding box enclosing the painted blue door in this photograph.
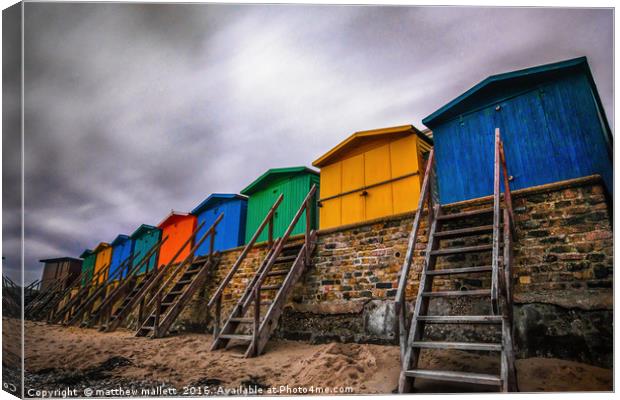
[108,239,133,281]
[195,199,247,255]
[435,75,612,203]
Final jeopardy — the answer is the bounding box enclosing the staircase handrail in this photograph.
[394,148,436,354]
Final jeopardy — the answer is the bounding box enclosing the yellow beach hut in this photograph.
[312,125,432,229]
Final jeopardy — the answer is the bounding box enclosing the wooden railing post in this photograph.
[154,291,161,337]
[305,199,311,265]
[138,298,145,325]
[213,296,222,336]
[268,217,274,250]
[491,128,502,315]
[209,229,215,259]
[253,288,260,357]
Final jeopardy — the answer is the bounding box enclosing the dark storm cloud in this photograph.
[3,2,22,282]
[10,4,613,283]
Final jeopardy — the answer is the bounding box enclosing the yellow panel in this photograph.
[364,144,391,185]
[392,175,421,214]
[390,135,419,177]
[341,154,364,192]
[319,162,342,198]
[341,192,365,225]
[93,247,112,284]
[365,184,393,220]
[319,198,341,229]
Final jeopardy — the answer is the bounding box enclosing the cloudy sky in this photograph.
[3,4,613,284]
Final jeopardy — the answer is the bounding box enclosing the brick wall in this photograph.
[142,175,612,366]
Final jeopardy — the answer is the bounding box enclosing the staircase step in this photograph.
[230,317,254,323]
[274,255,297,264]
[283,242,303,250]
[161,302,175,307]
[177,279,192,285]
[437,208,494,221]
[266,270,289,277]
[168,290,184,296]
[434,225,494,239]
[422,289,491,298]
[219,334,253,341]
[426,266,493,276]
[417,315,502,324]
[412,341,502,351]
[405,369,501,386]
[260,285,282,291]
[431,244,495,256]
[184,268,200,275]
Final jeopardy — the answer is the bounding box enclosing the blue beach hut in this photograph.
[423,56,612,204]
[108,234,133,281]
[191,193,248,254]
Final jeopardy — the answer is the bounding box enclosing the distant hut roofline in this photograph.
[312,124,432,168]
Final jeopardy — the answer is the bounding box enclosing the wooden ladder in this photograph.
[135,214,223,338]
[84,236,169,329]
[103,218,212,333]
[66,254,138,326]
[25,279,66,320]
[210,185,317,358]
[396,128,518,392]
[50,263,111,324]
[136,256,219,338]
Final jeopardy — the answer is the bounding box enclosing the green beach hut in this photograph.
[241,166,320,243]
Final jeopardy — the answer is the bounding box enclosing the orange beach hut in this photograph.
[156,212,197,267]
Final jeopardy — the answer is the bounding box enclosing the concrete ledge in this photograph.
[514,289,613,311]
[442,174,605,211]
[287,300,368,315]
[314,175,606,237]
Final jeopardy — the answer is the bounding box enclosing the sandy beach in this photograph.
[21,319,612,395]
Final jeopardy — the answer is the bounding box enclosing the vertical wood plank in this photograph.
[253,288,260,357]
[491,128,501,315]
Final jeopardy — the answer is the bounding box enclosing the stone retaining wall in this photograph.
[149,175,612,367]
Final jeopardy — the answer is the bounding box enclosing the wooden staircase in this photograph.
[209,185,317,358]
[25,279,67,320]
[135,256,219,338]
[50,263,111,324]
[100,269,157,332]
[103,216,221,334]
[396,128,518,392]
[84,236,169,329]
[66,254,137,326]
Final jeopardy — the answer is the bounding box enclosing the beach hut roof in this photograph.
[130,224,159,238]
[191,193,247,216]
[241,166,318,196]
[110,234,131,246]
[157,211,192,228]
[423,56,609,131]
[93,242,111,252]
[79,249,93,258]
[312,125,432,168]
[39,257,82,263]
